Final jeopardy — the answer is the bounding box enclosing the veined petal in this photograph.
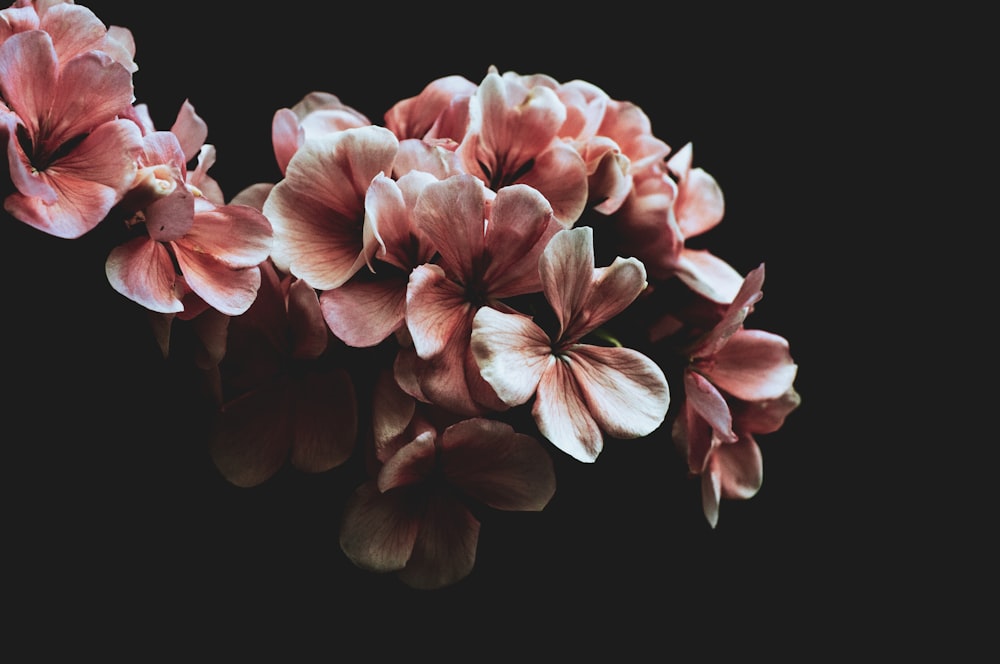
[0,30,57,137]
[174,249,261,316]
[406,263,471,360]
[398,491,479,590]
[412,173,487,280]
[703,329,798,402]
[565,345,670,439]
[340,481,420,573]
[533,360,603,462]
[481,183,557,297]
[540,226,594,340]
[105,236,183,313]
[514,140,588,226]
[371,368,417,463]
[440,418,556,512]
[180,204,273,269]
[48,48,134,142]
[169,99,209,163]
[566,255,646,341]
[471,306,552,406]
[320,276,407,348]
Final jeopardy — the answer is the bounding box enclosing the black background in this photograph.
[5,2,929,657]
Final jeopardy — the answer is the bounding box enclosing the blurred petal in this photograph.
[209,381,291,488]
[340,481,420,573]
[440,418,556,511]
[398,490,480,590]
[289,368,357,474]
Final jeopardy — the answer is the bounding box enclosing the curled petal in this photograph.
[105,237,183,313]
[471,307,552,406]
[684,370,737,444]
[703,329,798,402]
[716,434,763,500]
[378,431,437,493]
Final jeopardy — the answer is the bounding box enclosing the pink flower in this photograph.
[208,260,357,488]
[671,263,799,526]
[270,91,371,176]
[262,124,399,287]
[383,73,475,142]
[456,67,589,226]
[318,169,438,347]
[471,225,671,462]
[105,124,273,316]
[0,28,141,238]
[339,371,555,589]
[401,173,562,415]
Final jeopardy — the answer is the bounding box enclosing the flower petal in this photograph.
[716,434,763,500]
[703,329,798,402]
[340,480,420,573]
[533,360,603,462]
[397,490,480,589]
[320,276,407,348]
[471,306,552,406]
[105,236,183,313]
[566,344,670,439]
[289,368,357,474]
[209,380,292,488]
[440,418,556,512]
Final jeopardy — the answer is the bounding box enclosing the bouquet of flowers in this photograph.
[1,0,801,590]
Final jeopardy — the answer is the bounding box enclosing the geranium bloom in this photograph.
[208,259,357,488]
[105,114,273,316]
[456,67,588,226]
[262,124,399,288]
[340,371,556,589]
[471,225,671,462]
[0,27,141,238]
[402,173,563,415]
[671,263,799,526]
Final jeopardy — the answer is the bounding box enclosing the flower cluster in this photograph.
[1,1,800,589]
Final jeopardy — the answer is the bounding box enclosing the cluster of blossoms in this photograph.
[2,1,801,589]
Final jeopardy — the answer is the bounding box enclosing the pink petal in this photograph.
[289,368,357,474]
[439,418,556,511]
[371,369,417,463]
[733,387,802,435]
[702,329,798,402]
[514,140,588,225]
[716,434,763,500]
[683,370,737,444]
[209,380,292,488]
[405,263,471,360]
[566,345,670,439]
[697,263,765,356]
[320,277,407,348]
[701,455,722,529]
[174,248,262,316]
[263,126,397,289]
[287,276,328,360]
[48,48,135,141]
[412,174,487,280]
[339,481,420,573]
[481,183,558,297]
[471,306,552,406]
[377,431,437,493]
[384,74,477,140]
[169,100,208,163]
[105,236,183,313]
[533,360,603,462]
[397,490,480,589]
[0,31,57,138]
[675,250,745,305]
[540,226,595,338]
[672,400,717,475]
[181,203,273,269]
